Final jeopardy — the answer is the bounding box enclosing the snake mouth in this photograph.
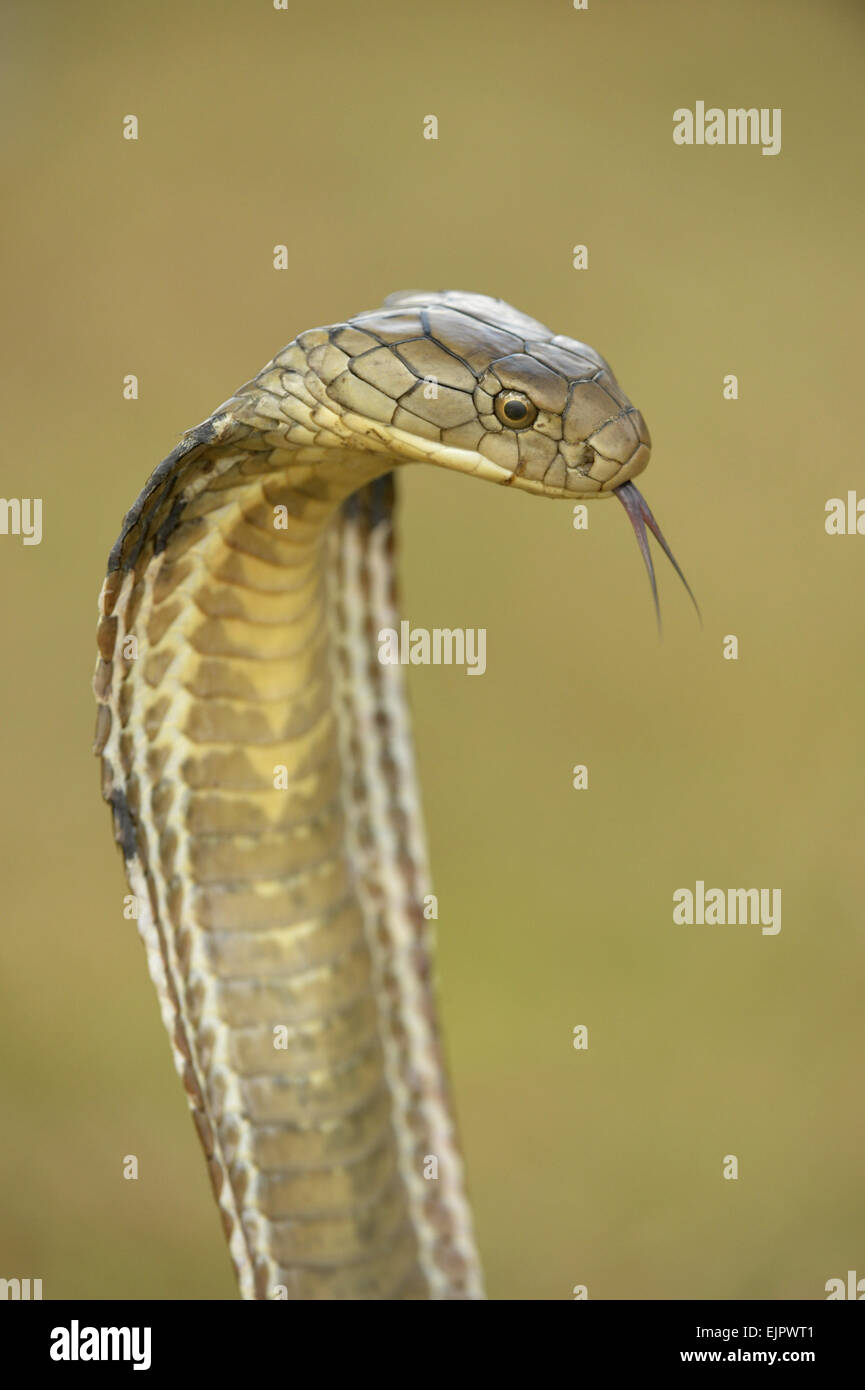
[614,480,699,628]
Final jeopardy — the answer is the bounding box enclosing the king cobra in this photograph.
[93,290,693,1300]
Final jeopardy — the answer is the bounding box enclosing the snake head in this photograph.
[282,289,694,621]
[322,289,650,499]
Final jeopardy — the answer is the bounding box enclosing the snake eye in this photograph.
[494,390,538,430]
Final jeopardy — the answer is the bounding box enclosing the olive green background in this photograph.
[1,0,862,1299]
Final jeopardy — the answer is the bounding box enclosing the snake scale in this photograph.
[93,290,690,1300]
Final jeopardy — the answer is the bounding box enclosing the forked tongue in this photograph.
[614,480,700,630]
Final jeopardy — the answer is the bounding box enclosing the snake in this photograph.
[92,289,693,1300]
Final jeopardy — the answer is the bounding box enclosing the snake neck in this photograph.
[95,437,483,1299]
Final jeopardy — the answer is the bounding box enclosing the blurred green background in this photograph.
[1,0,862,1299]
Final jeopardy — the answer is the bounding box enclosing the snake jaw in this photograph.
[614,480,700,629]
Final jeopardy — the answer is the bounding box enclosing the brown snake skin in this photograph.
[93,290,657,1300]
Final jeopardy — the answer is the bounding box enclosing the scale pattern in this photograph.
[93,291,651,1298]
